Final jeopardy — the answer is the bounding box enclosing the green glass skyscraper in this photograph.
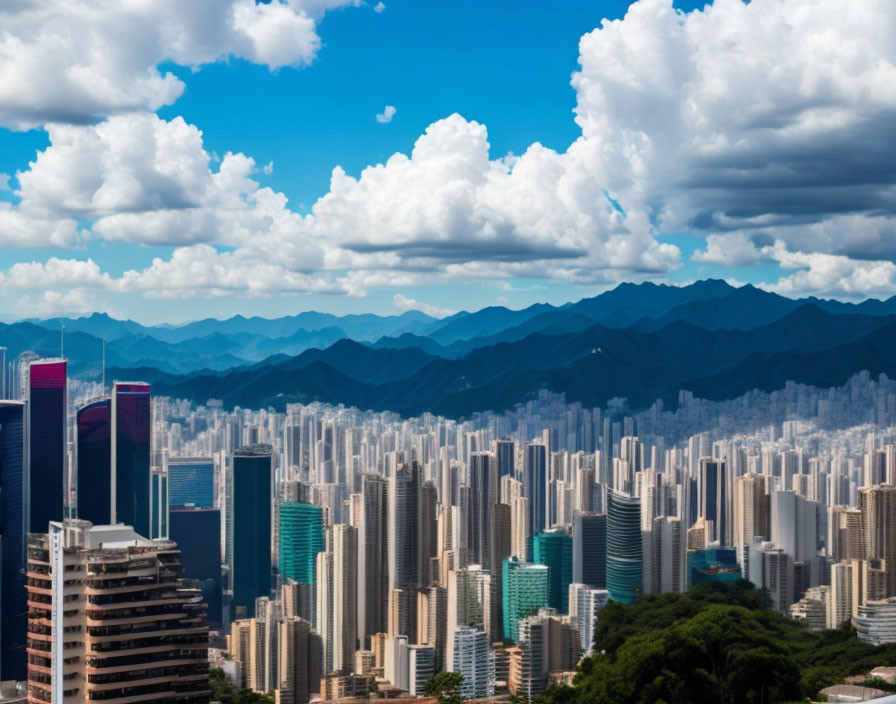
[279,501,324,584]
[533,528,573,613]
[501,557,549,641]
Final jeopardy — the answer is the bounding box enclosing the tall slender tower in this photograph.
[230,444,273,621]
[358,474,389,648]
[606,491,642,604]
[111,381,152,537]
[524,443,547,559]
[76,397,111,525]
[332,524,358,673]
[470,452,497,569]
[390,461,421,590]
[0,401,26,681]
[28,358,66,533]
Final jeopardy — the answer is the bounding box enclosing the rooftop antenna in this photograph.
[60,324,65,359]
[101,338,106,391]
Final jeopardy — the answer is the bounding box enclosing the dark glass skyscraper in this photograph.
[524,443,547,559]
[112,382,151,537]
[0,401,26,680]
[607,491,642,604]
[496,439,515,479]
[170,506,223,628]
[28,358,66,533]
[390,460,421,589]
[76,397,111,525]
[700,458,729,546]
[168,456,215,508]
[573,511,607,588]
[470,452,496,568]
[230,444,272,620]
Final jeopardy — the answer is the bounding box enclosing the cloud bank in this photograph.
[3,0,896,307]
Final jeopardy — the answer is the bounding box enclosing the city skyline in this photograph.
[3,1,896,702]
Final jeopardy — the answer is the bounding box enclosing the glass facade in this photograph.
[28,359,66,533]
[278,501,324,585]
[607,491,643,604]
[0,401,26,680]
[171,506,223,628]
[524,443,546,560]
[687,547,740,588]
[168,457,214,508]
[76,397,111,525]
[573,511,607,588]
[113,382,151,537]
[501,557,549,641]
[231,445,272,620]
[533,528,573,613]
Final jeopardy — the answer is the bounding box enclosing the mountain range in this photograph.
[7,280,896,417]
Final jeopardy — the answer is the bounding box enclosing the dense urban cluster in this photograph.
[3,349,896,702]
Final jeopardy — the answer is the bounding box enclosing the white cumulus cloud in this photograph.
[0,0,359,130]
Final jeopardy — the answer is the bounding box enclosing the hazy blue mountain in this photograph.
[148,304,896,417]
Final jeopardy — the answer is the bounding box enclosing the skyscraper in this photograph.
[230,444,273,620]
[606,491,642,604]
[0,400,26,681]
[28,358,66,533]
[470,452,496,569]
[859,484,896,597]
[572,511,607,588]
[496,439,515,479]
[279,501,324,587]
[533,528,573,612]
[168,456,215,508]
[524,443,547,559]
[450,628,495,700]
[390,461,421,590]
[332,524,358,673]
[171,505,224,628]
[502,557,549,641]
[112,381,152,537]
[699,457,728,546]
[358,474,389,648]
[76,397,111,525]
[732,473,771,559]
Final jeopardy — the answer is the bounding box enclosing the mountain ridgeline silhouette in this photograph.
[8,280,896,417]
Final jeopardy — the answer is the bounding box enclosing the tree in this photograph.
[208,668,275,704]
[425,671,464,704]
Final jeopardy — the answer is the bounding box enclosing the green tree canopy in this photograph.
[538,581,896,704]
[425,671,464,704]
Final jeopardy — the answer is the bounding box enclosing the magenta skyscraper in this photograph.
[112,382,152,537]
[28,358,66,533]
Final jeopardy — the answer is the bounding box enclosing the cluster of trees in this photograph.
[539,580,896,704]
[209,668,274,704]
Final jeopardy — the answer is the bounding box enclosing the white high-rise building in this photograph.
[451,628,495,700]
[568,584,609,654]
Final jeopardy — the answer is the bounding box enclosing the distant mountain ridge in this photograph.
[8,280,896,417]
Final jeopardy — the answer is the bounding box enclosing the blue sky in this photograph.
[0,0,892,323]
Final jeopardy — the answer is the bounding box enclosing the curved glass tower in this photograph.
[76,397,111,525]
[607,491,642,604]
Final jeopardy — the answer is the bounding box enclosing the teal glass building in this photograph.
[533,528,573,612]
[278,501,324,584]
[501,557,549,641]
[606,491,642,604]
